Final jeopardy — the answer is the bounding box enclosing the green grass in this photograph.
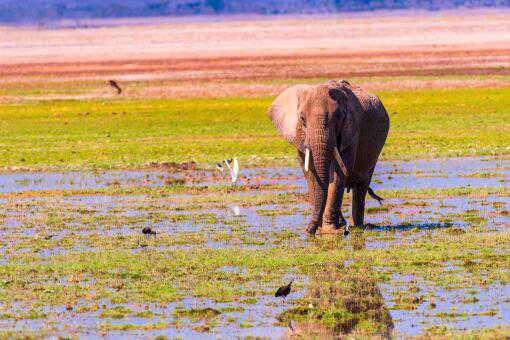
[1,74,508,337]
[0,87,509,170]
[0,180,508,336]
[278,265,393,336]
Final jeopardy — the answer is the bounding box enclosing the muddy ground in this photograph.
[2,9,510,103]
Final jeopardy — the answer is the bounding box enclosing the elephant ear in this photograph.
[329,86,360,178]
[267,84,311,144]
[340,99,360,154]
[328,87,359,153]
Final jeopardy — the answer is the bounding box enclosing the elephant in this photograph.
[267,80,389,236]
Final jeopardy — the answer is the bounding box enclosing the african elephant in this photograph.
[267,80,389,236]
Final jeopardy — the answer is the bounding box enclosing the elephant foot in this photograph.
[339,216,347,227]
[317,222,342,235]
[349,217,364,229]
[305,222,319,237]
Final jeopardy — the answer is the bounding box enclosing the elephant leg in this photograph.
[352,182,369,227]
[338,185,347,226]
[321,163,344,232]
[297,150,315,204]
[298,150,323,235]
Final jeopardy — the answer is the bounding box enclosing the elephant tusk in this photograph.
[304,148,310,172]
[333,146,349,178]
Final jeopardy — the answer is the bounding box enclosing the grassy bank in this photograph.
[0,87,508,170]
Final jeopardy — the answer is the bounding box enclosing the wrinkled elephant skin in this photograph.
[268,80,390,235]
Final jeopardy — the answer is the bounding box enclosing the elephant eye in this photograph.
[321,116,328,128]
[300,116,306,127]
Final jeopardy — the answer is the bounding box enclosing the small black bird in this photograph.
[275,280,293,298]
[108,80,122,94]
[142,226,157,235]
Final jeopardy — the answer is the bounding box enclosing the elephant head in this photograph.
[268,81,360,235]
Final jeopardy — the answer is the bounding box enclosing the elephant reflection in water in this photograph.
[268,80,389,236]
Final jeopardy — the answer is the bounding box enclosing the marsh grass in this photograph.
[0,87,508,170]
[0,171,508,337]
[278,264,393,337]
[172,307,221,321]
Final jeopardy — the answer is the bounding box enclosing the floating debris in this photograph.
[164,177,186,186]
[148,161,197,171]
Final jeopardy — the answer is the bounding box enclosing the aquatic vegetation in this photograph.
[0,158,508,337]
[173,308,221,321]
[278,264,393,337]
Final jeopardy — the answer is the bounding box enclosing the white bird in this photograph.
[224,158,239,183]
[215,158,240,183]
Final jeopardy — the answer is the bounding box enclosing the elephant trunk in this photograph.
[307,126,333,235]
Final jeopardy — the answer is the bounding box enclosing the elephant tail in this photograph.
[367,187,384,205]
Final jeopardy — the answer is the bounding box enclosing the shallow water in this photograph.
[0,170,167,193]
[0,157,508,337]
[248,157,509,190]
[0,284,301,339]
[0,180,508,254]
[0,157,507,194]
[382,275,510,337]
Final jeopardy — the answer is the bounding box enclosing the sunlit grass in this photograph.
[0,87,508,170]
[0,180,508,336]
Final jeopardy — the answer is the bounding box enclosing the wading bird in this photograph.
[142,226,156,235]
[216,158,239,183]
[275,280,293,299]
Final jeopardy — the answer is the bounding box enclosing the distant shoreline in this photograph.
[2,7,510,29]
